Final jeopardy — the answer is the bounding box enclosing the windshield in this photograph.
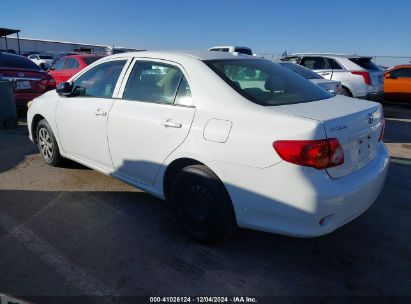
[279,62,323,79]
[204,59,332,106]
[39,55,53,59]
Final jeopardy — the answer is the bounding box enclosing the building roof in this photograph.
[0,28,20,37]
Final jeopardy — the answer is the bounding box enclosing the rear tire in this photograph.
[342,87,352,97]
[36,119,64,167]
[169,165,237,244]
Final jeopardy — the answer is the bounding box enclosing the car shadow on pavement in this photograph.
[0,157,410,298]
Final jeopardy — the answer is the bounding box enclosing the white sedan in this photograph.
[27,51,389,244]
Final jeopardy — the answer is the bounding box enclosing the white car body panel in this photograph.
[27,51,389,238]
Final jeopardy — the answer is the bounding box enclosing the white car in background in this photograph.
[283,54,384,100]
[278,61,343,95]
[27,51,388,244]
[28,54,54,70]
[209,46,253,56]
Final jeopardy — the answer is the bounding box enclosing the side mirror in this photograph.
[56,82,72,96]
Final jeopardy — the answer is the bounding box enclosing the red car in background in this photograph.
[0,52,56,108]
[48,54,103,85]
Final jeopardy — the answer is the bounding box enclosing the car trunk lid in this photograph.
[268,95,384,178]
[0,68,48,93]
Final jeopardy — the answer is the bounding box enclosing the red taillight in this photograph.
[40,76,56,87]
[351,71,372,85]
[378,120,385,142]
[273,139,344,170]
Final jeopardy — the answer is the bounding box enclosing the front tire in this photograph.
[36,119,64,166]
[169,165,237,244]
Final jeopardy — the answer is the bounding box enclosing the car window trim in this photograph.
[117,57,195,108]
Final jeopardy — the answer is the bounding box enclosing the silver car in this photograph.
[283,54,384,101]
[278,61,343,95]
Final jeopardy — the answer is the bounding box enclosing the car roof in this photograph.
[209,46,251,49]
[107,50,257,61]
[386,64,411,71]
[290,53,373,59]
[66,54,103,59]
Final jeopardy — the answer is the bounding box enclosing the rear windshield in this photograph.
[39,55,53,59]
[82,56,103,65]
[205,59,332,106]
[279,62,323,79]
[234,48,253,55]
[0,54,41,70]
[349,57,380,71]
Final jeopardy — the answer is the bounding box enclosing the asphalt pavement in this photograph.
[0,104,410,304]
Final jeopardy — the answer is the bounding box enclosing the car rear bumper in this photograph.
[358,92,384,102]
[221,143,389,237]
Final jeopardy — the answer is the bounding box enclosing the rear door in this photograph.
[300,56,333,79]
[107,59,195,186]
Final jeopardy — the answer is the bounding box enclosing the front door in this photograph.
[55,59,129,171]
[107,59,195,185]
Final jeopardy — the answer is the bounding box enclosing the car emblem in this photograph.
[18,72,25,77]
[367,113,374,124]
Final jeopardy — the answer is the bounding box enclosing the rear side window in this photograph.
[71,60,126,98]
[123,61,184,104]
[0,54,40,70]
[349,57,380,71]
[327,58,343,70]
[205,59,332,106]
[300,57,330,70]
[234,48,253,55]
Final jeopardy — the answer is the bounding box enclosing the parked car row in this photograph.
[209,46,409,103]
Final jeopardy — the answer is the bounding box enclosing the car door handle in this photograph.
[160,120,182,128]
[95,108,107,117]
[320,72,330,75]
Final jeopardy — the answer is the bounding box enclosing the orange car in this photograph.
[384,65,411,102]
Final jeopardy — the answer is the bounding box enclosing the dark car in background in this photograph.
[0,52,56,108]
[48,54,104,85]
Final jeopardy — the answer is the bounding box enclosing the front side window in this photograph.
[205,59,332,106]
[71,60,126,98]
[301,57,330,70]
[123,61,184,104]
[234,48,253,55]
[391,68,411,78]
